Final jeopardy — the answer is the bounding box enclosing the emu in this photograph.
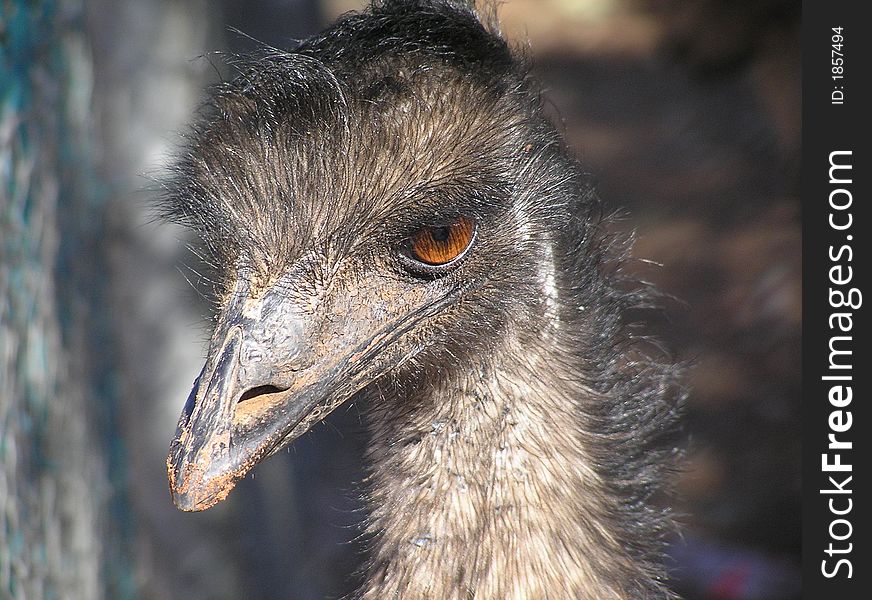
[164,1,682,597]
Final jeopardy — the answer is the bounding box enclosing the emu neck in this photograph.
[362,332,640,599]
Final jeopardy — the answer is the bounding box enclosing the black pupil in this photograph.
[430,226,451,243]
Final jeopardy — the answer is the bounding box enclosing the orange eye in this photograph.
[408,216,476,267]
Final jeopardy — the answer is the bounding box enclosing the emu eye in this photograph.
[405,216,476,269]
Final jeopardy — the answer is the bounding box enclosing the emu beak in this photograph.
[166,286,345,512]
[166,277,436,511]
[166,331,333,512]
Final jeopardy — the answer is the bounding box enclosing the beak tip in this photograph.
[170,488,223,512]
[170,489,201,512]
[166,454,194,511]
[166,447,238,512]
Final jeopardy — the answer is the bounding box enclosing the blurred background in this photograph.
[1,0,800,598]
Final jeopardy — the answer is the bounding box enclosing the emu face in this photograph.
[166,14,566,510]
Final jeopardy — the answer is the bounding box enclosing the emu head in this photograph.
[166,1,590,511]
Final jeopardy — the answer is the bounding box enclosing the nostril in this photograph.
[238,385,285,404]
[234,384,291,427]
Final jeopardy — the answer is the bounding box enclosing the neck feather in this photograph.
[360,326,666,599]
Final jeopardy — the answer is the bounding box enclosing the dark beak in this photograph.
[167,321,336,511]
[166,277,440,511]
[166,277,352,512]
